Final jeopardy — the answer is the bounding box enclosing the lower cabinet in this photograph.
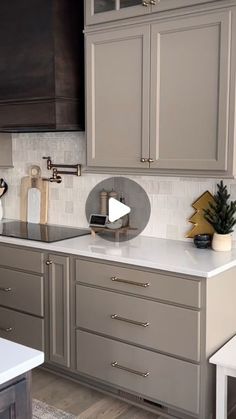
[76,330,200,415]
[0,307,44,351]
[0,246,44,351]
[0,374,31,419]
[47,254,70,368]
[2,245,236,419]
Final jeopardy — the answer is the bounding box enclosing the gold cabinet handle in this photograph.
[148,158,154,163]
[150,0,156,4]
[110,276,150,288]
[111,361,149,377]
[140,158,148,163]
[0,287,12,292]
[45,260,53,265]
[142,1,149,6]
[111,314,149,328]
[0,327,13,332]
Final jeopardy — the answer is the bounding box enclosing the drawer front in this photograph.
[76,330,200,415]
[75,259,201,308]
[0,307,44,351]
[0,245,43,273]
[0,268,43,316]
[76,285,200,361]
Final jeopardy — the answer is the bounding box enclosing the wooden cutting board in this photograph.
[20,166,49,224]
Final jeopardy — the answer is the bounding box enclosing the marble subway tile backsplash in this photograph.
[0,132,235,241]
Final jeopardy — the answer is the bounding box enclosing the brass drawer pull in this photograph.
[111,361,149,377]
[0,327,13,332]
[111,314,149,328]
[142,1,149,6]
[140,158,148,163]
[0,287,12,292]
[148,158,154,163]
[150,0,156,4]
[110,276,150,288]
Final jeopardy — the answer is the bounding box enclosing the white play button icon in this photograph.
[108,198,131,222]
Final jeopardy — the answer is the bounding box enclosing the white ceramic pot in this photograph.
[212,232,232,251]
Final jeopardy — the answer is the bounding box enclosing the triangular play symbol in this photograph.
[108,198,131,222]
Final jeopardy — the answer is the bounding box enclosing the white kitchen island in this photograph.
[0,338,44,418]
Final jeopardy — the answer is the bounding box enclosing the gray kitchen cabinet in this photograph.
[74,257,236,419]
[85,0,218,25]
[86,25,150,168]
[47,254,70,368]
[85,2,236,176]
[0,245,45,351]
[77,330,200,415]
[0,134,12,168]
[149,10,231,171]
[76,284,201,361]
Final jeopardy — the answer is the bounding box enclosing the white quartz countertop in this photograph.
[0,338,44,385]
[210,335,236,369]
[0,229,236,277]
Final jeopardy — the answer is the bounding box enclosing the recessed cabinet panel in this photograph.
[149,11,231,170]
[48,254,70,368]
[86,26,150,168]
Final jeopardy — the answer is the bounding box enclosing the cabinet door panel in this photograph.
[86,26,150,168]
[48,254,70,368]
[150,11,231,171]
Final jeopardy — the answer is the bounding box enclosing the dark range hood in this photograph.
[0,0,84,132]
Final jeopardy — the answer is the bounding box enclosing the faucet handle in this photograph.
[42,156,52,170]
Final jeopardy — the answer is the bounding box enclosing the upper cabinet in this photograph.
[85,0,217,25]
[0,0,84,132]
[85,1,236,176]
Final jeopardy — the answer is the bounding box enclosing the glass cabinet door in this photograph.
[120,0,142,7]
[86,0,151,25]
[94,0,116,14]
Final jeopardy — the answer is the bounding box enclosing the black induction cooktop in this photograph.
[0,221,90,243]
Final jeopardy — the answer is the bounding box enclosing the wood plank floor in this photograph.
[32,369,160,418]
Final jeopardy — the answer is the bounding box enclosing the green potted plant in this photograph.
[204,181,236,251]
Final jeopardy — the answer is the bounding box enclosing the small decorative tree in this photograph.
[204,181,236,234]
[204,181,236,251]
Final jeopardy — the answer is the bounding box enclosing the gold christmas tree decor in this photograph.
[186,191,215,238]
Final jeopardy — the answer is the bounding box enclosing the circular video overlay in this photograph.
[85,177,151,242]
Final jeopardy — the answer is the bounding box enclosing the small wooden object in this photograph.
[20,166,49,224]
[91,226,137,240]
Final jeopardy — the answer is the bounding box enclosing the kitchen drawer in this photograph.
[0,307,44,351]
[0,268,44,316]
[75,259,201,308]
[76,330,200,415]
[76,285,200,361]
[0,245,43,273]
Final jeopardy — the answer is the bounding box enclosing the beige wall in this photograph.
[1,132,236,242]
